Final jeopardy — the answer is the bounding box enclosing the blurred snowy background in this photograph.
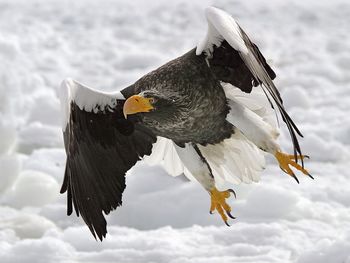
[0,0,349,262]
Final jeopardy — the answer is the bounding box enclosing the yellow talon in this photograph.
[209,187,236,226]
[275,151,313,183]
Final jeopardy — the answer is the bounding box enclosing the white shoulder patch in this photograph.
[59,78,125,129]
[196,6,248,56]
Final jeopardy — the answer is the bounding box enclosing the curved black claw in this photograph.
[224,221,231,227]
[307,172,314,180]
[280,166,288,174]
[280,166,300,184]
[228,189,237,199]
[226,211,236,219]
[292,174,300,184]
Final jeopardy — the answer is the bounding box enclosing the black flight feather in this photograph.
[61,100,156,241]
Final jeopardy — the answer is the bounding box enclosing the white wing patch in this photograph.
[60,78,124,129]
[196,7,248,56]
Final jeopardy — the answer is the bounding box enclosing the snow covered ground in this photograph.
[0,0,349,262]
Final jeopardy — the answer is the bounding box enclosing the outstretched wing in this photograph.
[60,79,156,241]
[197,7,303,162]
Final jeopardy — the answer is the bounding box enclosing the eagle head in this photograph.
[123,90,179,119]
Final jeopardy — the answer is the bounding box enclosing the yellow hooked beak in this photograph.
[123,95,154,119]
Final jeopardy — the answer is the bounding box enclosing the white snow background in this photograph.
[0,0,349,262]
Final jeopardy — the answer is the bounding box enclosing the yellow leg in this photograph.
[275,151,313,183]
[209,187,236,226]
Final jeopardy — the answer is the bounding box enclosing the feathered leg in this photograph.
[174,143,236,226]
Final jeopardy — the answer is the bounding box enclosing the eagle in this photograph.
[60,7,312,241]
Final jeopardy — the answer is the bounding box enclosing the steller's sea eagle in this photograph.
[60,7,312,241]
